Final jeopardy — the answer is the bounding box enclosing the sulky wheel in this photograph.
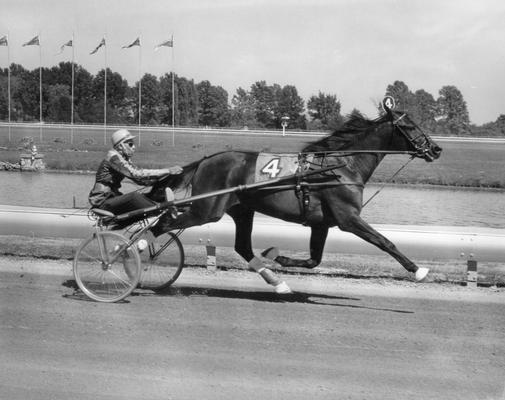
[137,231,185,292]
[73,231,141,302]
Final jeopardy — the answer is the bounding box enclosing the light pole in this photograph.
[281,116,290,136]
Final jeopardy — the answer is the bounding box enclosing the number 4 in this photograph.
[261,158,282,178]
[382,96,395,111]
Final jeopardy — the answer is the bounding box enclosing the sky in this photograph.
[1,0,504,125]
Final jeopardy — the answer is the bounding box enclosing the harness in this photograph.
[293,153,346,225]
[292,154,311,223]
[290,147,414,224]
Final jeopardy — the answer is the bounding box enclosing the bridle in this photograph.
[391,111,436,159]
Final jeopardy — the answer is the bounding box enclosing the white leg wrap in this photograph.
[261,247,280,260]
[248,256,264,272]
[415,267,429,282]
[248,257,291,293]
[259,268,281,286]
[274,281,292,294]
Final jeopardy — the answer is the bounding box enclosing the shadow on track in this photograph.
[141,285,414,314]
[61,280,132,304]
[61,280,413,313]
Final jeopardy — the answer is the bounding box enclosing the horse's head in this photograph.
[385,107,442,162]
[303,107,442,162]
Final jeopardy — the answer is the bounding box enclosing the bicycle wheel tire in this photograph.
[138,231,184,291]
[73,231,141,302]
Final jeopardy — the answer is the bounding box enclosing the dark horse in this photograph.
[150,107,442,293]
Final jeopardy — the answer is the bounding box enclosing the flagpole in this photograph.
[7,32,11,142]
[171,34,175,147]
[39,32,42,142]
[71,32,74,144]
[103,34,107,145]
[138,34,142,146]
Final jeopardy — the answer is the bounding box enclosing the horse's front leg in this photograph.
[262,225,328,269]
[338,214,429,281]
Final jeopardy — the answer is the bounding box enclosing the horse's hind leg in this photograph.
[338,214,429,281]
[263,225,328,269]
[227,205,292,294]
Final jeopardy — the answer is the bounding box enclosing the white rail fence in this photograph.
[1,205,504,285]
[1,122,505,143]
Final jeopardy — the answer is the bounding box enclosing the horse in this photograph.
[149,106,442,294]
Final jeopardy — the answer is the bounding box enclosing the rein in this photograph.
[298,150,417,157]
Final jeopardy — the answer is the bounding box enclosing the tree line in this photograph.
[0,62,503,136]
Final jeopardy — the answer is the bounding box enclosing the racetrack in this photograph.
[1,256,504,400]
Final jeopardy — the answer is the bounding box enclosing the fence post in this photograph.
[466,258,477,287]
[206,244,217,272]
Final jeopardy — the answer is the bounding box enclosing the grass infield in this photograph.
[1,125,505,188]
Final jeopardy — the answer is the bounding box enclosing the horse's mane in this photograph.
[303,112,391,152]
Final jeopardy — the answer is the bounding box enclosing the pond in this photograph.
[0,171,503,228]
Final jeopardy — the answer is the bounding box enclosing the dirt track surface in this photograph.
[1,255,504,400]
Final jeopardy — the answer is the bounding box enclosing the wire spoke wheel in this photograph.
[73,231,141,302]
[138,231,184,291]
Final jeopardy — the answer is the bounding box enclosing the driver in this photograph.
[88,129,182,220]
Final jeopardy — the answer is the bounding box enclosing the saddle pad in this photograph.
[254,153,313,183]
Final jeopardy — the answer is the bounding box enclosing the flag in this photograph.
[23,36,39,46]
[56,39,72,55]
[0,36,7,46]
[90,38,105,54]
[154,38,173,51]
[122,37,140,49]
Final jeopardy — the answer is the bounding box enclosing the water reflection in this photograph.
[0,171,503,228]
[361,185,504,228]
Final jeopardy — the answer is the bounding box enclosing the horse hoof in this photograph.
[275,281,292,294]
[261,247,279,260]
[415,267,429,282]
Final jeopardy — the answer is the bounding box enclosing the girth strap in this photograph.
[293,153,346,225]
[295,182,311,226]
[295,154,314,225]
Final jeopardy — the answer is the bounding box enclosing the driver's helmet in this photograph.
[111,129,135,147]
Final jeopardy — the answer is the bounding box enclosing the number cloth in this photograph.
[254,153,313,183]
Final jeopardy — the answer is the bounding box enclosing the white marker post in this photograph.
[281,116,289,136]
